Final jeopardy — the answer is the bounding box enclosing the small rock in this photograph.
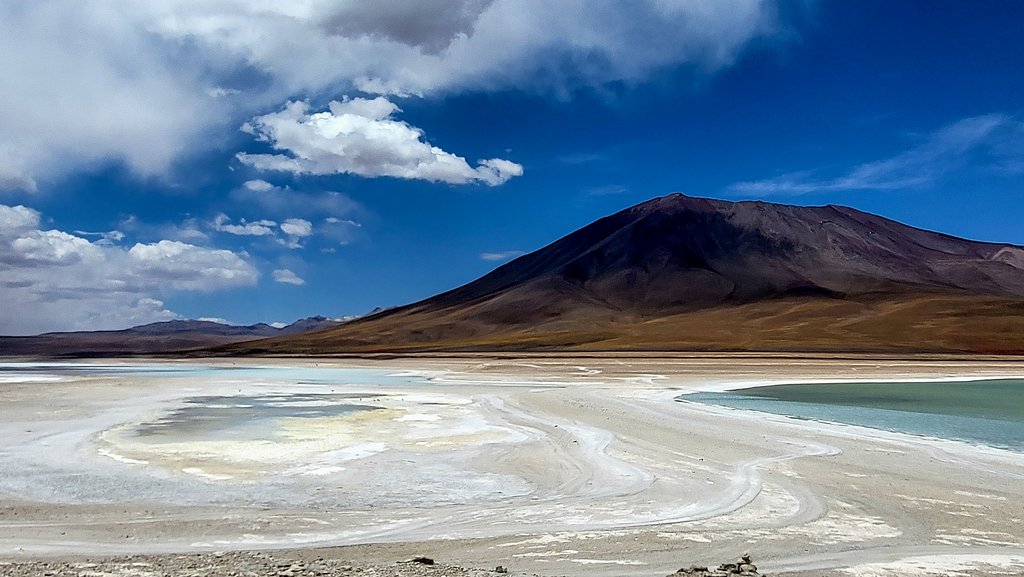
[400,557,435,565]
[494,566,508,573]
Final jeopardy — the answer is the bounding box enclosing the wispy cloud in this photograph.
[559,151,607,165]
[272,268,305,286]
[586,184,629,196]
[212,214,277,237]
[728,114,1022,196]
[197,316,230,324]
[480,250,525,262]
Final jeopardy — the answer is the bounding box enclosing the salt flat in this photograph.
[1,356,1023,577]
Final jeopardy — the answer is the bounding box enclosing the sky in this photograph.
[2,1,1024,335]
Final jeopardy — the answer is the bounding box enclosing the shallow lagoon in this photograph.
[685,379,1024,452]
[0,361,431,386]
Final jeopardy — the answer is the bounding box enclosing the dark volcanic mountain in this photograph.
[423,193,1024,311]
[0,317,342,357]
[221,194,1024,355]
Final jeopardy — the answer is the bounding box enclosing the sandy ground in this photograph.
[1,355,1024,577]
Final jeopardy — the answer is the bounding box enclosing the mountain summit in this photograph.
[234,194,1024,354]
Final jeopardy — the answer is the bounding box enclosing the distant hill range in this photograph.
[0,317,342,357]
[218,194,1024,355]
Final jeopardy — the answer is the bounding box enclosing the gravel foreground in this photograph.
[0,552,787,577]
[5,550,1024,577]
[0,552,517,577]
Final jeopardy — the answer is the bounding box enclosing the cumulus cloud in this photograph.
[277,218,313,249]
[243,179,276,193]
[280,218,313,237]
[272,268,306,286]
[0,204,41,233]
[0,204,258,334]
[729,114,1023,195]
[238,97,523,185]
[128,240,258,290]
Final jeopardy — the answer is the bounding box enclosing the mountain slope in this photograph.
[226,194,1024,354]
[0,317,342,357]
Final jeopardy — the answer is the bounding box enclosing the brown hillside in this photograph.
[218,194,1024,355]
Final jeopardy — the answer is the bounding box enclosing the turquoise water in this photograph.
[0,362,431,386]
[683,379,1024,452]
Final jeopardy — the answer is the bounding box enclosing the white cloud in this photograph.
[243,179,275,192]
[0,204,257,334]
[0,150,38,193]
[322,0,496,55]
[480,250,525,261]
[212,213,278,236]
[74,229,126,246]
[321,217,362,246]
[277,218,313,249]
[325,217,360,226]
[0,1,784,191]
[0,204,42,234]
[212,210,333,249]
[238,97,524,185]
[272,268,306,286]
[131,1,777,97]
[0,3,222,192]
[10,230,101,266]
[280,218,313,237]
[198,316,231,324]
[128,240,258,291]
[729,114,1022,196]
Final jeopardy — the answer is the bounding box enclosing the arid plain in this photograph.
[2,355,1023,577]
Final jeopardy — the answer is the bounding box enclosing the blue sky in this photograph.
[2,1,1024,334]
